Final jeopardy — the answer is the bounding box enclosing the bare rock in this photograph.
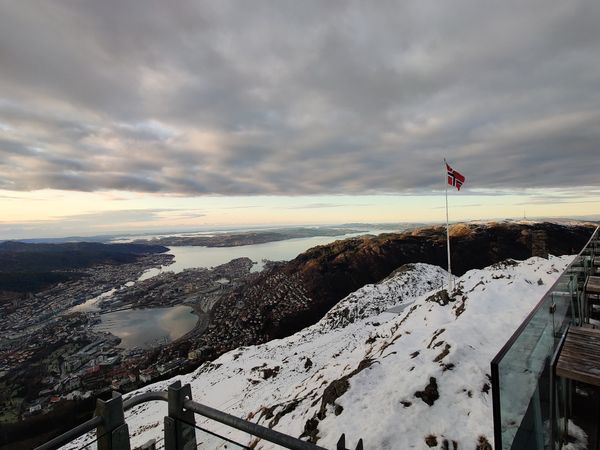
[425,435,438,447]
[415,377,439,406]
[476,436,492,450]
[304,357,313,371]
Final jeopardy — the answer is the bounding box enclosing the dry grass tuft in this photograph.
[448,223,473,237]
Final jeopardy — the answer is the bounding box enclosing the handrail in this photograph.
[123,390,168,410]
[34,391,169,450]
[34,416,103,450]
[35,386,339,450]
[183,397,329,450]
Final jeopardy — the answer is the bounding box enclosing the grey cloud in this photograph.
[0,1,600,195]
[0,138,38,156]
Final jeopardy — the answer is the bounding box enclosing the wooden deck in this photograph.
[586,276,600,322]
[556,327,600,386]
[586,276,600,294]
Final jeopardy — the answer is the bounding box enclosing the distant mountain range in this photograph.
[4,224,420,245]
[129,226,370,247]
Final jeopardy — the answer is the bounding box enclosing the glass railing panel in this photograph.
[493,226,599,450]
[553,376,569,449]
[496,292,557,448]
[495,269,583,449]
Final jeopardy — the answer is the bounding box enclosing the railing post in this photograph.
[164,381,197,450]
[336,434,363,450]
[96,392,131,450]
[337,434,346,450]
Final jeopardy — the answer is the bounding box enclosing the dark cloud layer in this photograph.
[1,1,599,195]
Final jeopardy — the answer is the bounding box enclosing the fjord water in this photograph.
[92,304,197,348]
[138,230,388,280]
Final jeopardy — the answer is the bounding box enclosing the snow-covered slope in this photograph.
[69,256,575,450]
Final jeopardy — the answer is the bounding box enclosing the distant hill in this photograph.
[11,235,115,244]
[0,241,167,272]
[0,241,168,293]
[130,227,366,247]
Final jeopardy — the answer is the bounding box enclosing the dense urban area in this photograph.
[0,250,257,424]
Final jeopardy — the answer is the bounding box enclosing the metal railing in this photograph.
[491,226,599,450]
[35,381,364,450]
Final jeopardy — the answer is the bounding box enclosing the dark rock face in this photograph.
[304,357,313,371]
[261,366,280,380]
[425,435,438,447]
[531,230,548,258]
[476,436,493,450]
[301,418,319,443]
[300,358,375,443]
[316,358,374,420]
[269,222,593,338]
[317,379,349,420]
[415,377,440,406]
[426,289,451,306]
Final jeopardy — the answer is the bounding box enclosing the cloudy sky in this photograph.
[1,1,599,238]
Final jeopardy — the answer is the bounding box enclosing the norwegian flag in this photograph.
[446,162,465,191]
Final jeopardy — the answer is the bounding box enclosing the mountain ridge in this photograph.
[189,222,592,364]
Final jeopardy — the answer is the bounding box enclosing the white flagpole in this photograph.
[444,159,453,292]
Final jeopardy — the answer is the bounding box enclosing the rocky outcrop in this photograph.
[415,377,440,406]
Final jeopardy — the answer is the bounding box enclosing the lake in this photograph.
[92,305,198,349]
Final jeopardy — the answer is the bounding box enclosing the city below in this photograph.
[0,234,300,431]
